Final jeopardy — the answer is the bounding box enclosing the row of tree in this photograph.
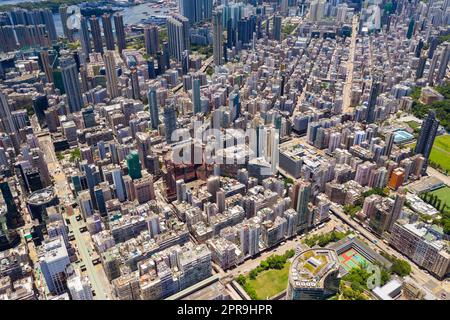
[420,192,448,213]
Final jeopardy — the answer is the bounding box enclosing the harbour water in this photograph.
[0,1,171,34]
[52,3,171,34]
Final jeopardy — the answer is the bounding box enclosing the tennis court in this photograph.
[338,248,370,271]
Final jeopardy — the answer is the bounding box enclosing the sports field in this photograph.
[429,186,450,208]
[338,248,370,271]
[247,263,291,299]
[429,135,450,173]
[410,135,450,173]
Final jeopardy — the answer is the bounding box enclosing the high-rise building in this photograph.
[406,17,415,39]
[388,188,406,232]
[59,5,73,41]
[0,177,23,229]
[163,104,177,143]
[40,49,54,83]
[102,14,115,51]
[67,272,93,300]
[144,25,159,56]
[178,0,213,24]
[112,167,126,202]
[89,16,103,54]
[273,15,282,41]
[192,78,201,114]
[212,10,223,66]
[130,67,140,100]
[148,87,159,130]
[60,56,83,113]
[104,50,119,99]
[114,13,126,54]
[280,0,289,16]
[126,151,142,180]
[133,175,155,204]
[415,55,427,80]
[0,91,17,135]
[32,94,49,126]
[39,236,71,295]
[291,179,311,231]
[388,168,405,190]
[167,14,190,62]
[384,131,394,157]
[79,16,91,61]
[309,0,325,22]
[414,110,439,174]
[436,43,449,84]
[38,9,57,42]
[366,81,380,123]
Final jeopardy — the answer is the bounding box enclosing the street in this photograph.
[36,131,113,300]
[342,15,358,113]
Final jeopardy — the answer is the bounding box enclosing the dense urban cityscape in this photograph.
[0,0,448,302]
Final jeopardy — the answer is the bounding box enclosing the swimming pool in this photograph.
[393,130,414,144]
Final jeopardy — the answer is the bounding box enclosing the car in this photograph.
[76,215,82,221]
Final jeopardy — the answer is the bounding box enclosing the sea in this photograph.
[0,1,171,35]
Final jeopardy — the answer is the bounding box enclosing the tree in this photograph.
[236,274,246,286]
[391,259,412,277]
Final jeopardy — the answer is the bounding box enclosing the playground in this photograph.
[338,248,370,272]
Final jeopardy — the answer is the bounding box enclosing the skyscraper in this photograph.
[40,9,57,42]
[148,87,159,130]
[181,49,189,75]
[406,17,415,39]
[59,5,74,41]
[280,0,289,16]
[60,56,83,113]
[436,43,449,84]
[130,67,140,100]
[102,14,115,51]
[163,104,177,143]
[126,151,142,180]
[291,179,311,231]
[388,188,406,232]
[192,78,201,114]
[415,110,439,174]
[167,14,190,62]
[89,16,103,54]
[212,10,223,66]
[366,80,380,123]
[79,16,91,61]
[39,236,71,295]
[384,131,394,157]
[67,272,93,300]
[273,15,282,41]
[40,49,54,83]
[144,25,159,56]
[114,13,126,54]
[178,0,213,24]
[104,50,119,99]
[415,55,427,80]
[112,167,126,202]
[0,177,23,229]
